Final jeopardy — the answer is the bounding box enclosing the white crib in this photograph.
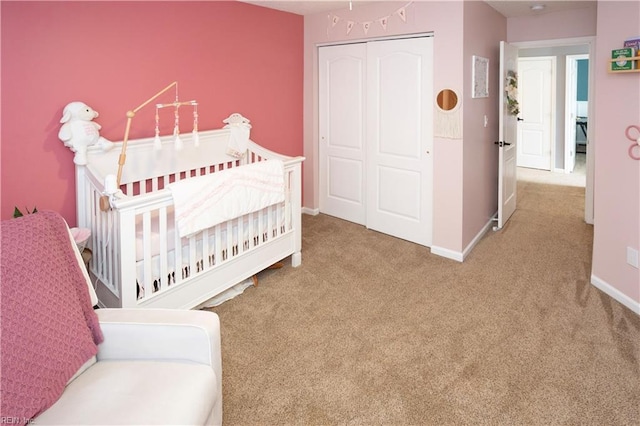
[75,118,304,309]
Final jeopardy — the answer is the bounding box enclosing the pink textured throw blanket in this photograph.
[1,211,103,422]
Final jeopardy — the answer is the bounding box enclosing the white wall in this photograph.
[462,1,508,246]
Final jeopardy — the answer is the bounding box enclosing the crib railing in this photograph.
[119,160,245,197]
[78,146,301,308]
[126,193,289,306]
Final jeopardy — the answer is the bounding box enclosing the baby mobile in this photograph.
[114,81,198,190]
[327,1,413,36]
[101,82,198,211]
[153,85,199,151]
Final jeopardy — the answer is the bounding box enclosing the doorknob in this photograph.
[494,141,512,147]
[517,117,524,122]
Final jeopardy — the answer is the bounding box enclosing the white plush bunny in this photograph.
[58,102,114,165]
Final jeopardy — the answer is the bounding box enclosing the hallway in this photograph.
[517,153,586,187]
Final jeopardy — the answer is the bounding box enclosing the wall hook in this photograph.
[625,125,640,160]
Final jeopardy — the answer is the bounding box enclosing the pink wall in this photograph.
[1,1,303,225]
[508,1,639,310]
[304,1,503,254]
[592,1,640,308]
[462,2,506,245]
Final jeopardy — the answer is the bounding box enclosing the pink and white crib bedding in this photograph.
[75,114,304,309]
[168,157,285,238]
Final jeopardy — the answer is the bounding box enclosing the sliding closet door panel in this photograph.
[319,43,367,225]
[377,56,421,159]
[366,37,433,246]
[377,167,421,219]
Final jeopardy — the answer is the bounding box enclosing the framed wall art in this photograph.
[472,55,489,98]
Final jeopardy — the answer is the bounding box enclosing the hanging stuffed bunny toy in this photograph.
[58,102,114,165]
[223,113,251,159]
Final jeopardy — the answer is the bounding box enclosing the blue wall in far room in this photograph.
[577,59,589,101]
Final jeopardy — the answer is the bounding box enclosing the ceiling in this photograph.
[239,1,377,16]
[239,0,597,18]
[484,0,596,18]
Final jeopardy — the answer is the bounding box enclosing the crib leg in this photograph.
[252,262,285,287]
[291,252,302,267]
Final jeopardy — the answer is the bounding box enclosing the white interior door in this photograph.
[497,41,519,230]
[517,57,554,170]
[319,43,367,225]
[366,37,433,247]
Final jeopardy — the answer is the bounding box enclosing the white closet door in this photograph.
[366,37,433,247]
[319,43,367,225]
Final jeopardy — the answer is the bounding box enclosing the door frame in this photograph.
[316,31,435,48]
[512,37,595,225]
[564,54,589,173]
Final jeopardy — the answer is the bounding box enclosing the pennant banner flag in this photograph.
[397,7,407,22]
[327,1,412,36]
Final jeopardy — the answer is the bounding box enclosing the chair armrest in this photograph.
[96,309,221,374]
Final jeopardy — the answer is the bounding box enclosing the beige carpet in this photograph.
[517,152,586,188]
[206,178,639,425]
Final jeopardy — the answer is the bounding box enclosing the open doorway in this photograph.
[517,52,587,188]
[565,54,589,177]
[513,37,593,223]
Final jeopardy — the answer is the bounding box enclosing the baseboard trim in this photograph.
[462,217,495,261]
[302,207,319,216]
[591,274,640,315]
[431,217,494,263]
[430,245,463,262]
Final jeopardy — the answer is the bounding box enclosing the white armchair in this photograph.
[0,211,222,425]
[35,309,223,425]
